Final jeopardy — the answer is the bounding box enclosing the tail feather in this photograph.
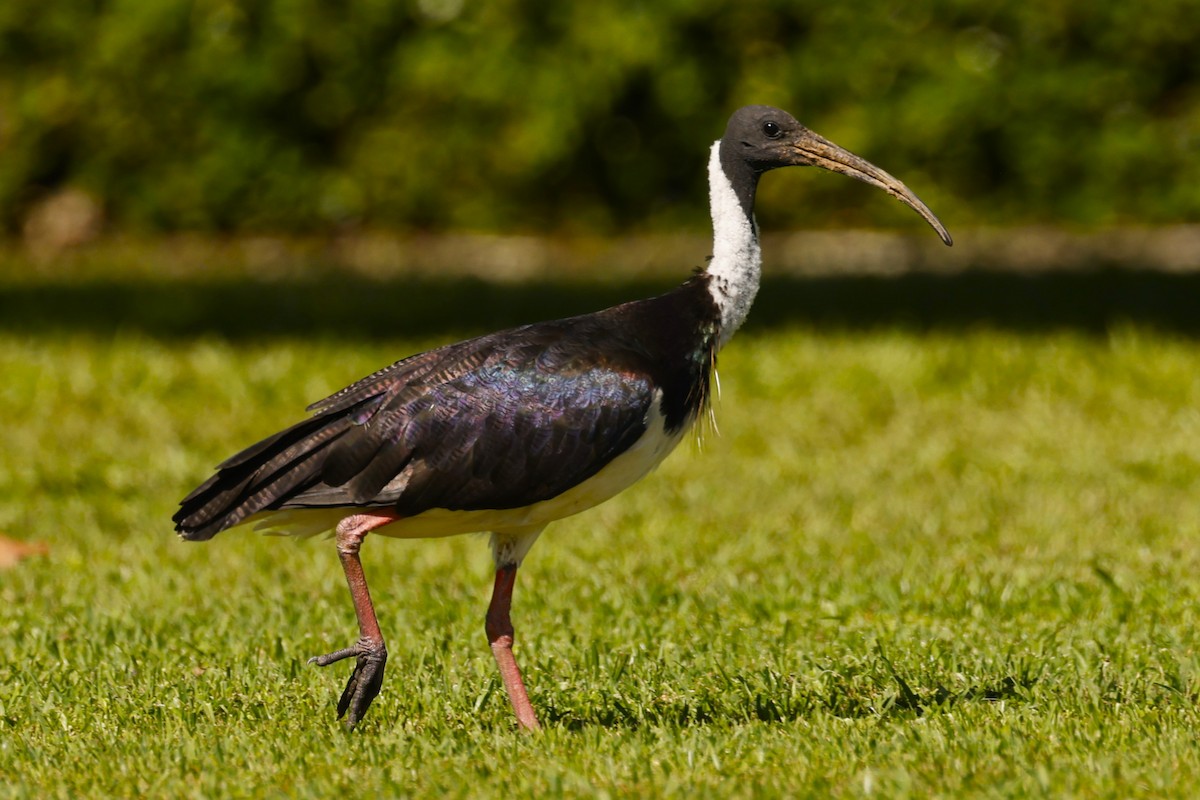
[173,412,358,541]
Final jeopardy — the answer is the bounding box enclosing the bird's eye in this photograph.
[762,121,782,139]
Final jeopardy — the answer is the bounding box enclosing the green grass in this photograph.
[2,271,1200,797]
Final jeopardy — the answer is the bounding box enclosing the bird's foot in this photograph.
[308,636,387,727]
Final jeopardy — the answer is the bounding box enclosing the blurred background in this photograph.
[1,0,1196,264]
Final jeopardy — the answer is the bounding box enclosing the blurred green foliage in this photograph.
[0,0,1197,235]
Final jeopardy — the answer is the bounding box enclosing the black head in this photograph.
[721,105,952,246]
[722,105,810,171]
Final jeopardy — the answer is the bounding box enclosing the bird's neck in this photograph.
[704,140,762,351]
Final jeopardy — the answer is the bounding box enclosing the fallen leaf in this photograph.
[0,534,49,569]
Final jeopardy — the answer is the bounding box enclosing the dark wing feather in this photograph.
[363,353,653,516]
[173,396,382,540]
[173,316,657,541]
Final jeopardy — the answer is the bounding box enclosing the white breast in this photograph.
[705,140,762,351]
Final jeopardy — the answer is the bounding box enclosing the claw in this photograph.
[310,637,387,726]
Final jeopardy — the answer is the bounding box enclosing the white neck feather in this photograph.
[704,141,761,351]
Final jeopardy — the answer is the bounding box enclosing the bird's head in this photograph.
[722,105,952,246]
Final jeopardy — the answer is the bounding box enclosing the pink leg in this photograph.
[308,511,398,727]
[486,564,541,731]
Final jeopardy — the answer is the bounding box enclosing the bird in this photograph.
[174,104,952,731]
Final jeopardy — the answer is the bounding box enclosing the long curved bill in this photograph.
[793,129,953,246]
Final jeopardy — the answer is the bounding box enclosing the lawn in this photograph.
[2,264,1199,798]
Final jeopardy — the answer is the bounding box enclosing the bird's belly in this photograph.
[247,401,689,540]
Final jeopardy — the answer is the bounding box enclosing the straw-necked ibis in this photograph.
[174,105,951,730]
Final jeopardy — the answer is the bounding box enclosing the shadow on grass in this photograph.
[2,268,1199,341]
[541,668,1040,731]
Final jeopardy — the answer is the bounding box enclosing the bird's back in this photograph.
[173,276,720,542]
